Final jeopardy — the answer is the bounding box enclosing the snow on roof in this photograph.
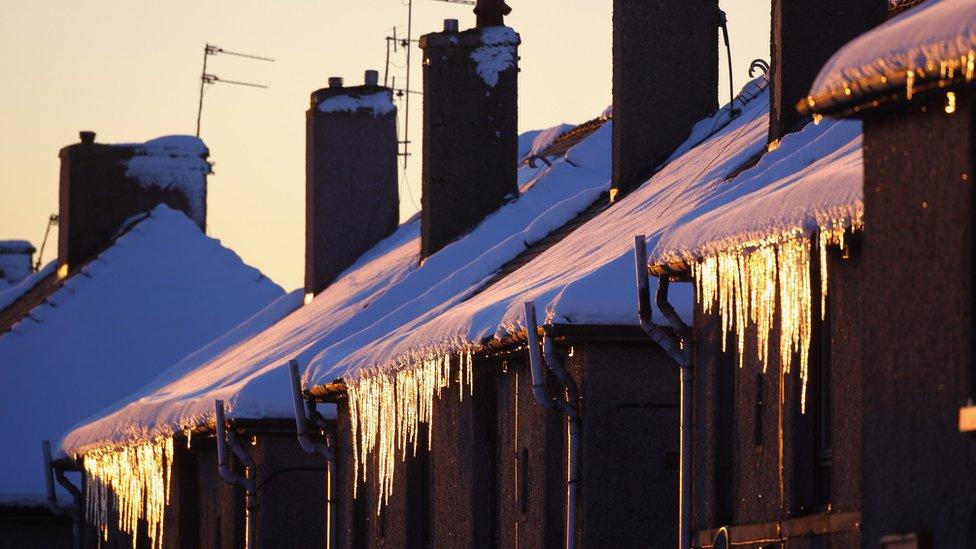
[306,78,772,384]
[60,121,612,454]
[0,205,282,501]
[650,118,862,268]
[0,240,34,253]
[808,0,976,110]
[317,90,396,117]
[123,136,210,226]
[0,261,55,313]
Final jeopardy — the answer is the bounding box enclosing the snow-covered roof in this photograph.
[651,118,862,270]
[806,0,976,115]
[60,119,612,455]
[0,205,282,502]
[305,78,772,384]
[0,261,56,316]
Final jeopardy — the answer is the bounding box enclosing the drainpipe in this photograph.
[215,400,257,549]
[523,301,581,549]
[43,440,82,549]
[632,235,692,549]
[288,359,337,549]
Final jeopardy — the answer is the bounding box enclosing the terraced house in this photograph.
[5,0,976,548]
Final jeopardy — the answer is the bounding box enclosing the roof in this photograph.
[0,205,282,502]
[308,77,771,384]
[60,116,614,455]
[803,0,976,116]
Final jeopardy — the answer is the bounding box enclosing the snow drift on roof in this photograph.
[0,205,282,501]
[317,90,396,117]
[310,78,771,384]
[61,121,611,454]
[123,136,210,226]
[810,0,976,99]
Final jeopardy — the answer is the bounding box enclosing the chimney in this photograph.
[419,1,520,259]
[612,0,719,197]
[0,241,35,285]
[57,131,209,274]
[305,70,399,297]
[769,0,886,143]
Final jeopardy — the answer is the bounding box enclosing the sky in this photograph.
[0,0,770,291]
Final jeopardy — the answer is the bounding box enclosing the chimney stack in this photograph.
[0,241,35,285]
[57,132,209,274]
[769,0,886,143]
[305,70,399,297]
[419,2,520,259]
[612,0,719,197]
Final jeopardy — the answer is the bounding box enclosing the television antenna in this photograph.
[195,44,275,137]
[386,0,474,169]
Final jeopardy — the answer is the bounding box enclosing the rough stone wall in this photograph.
[768,0,886,142]
[612,0,718,195]
[860,90,976,547]
[305,88,399,295]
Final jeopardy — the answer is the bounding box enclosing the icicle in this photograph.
[906,69,915,100]
[83,438,174,549]
[346,346,476,515]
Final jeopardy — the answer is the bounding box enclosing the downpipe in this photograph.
[43,441,83,549]
[215,400,257,549]
[524,301,581,549]
[633,235,692,549]
[288,360,337,549]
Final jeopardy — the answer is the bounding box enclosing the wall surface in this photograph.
[860,90,976,547]
[691,245,863,547]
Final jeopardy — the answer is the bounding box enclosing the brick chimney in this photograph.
[769,0,886,143]
[612,0,719,196]
[0,241,35,285]
[419,1,520,259]
[57,132,209,274]
[305,70,399,297]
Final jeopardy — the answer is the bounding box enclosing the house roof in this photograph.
[0,205,282,503]
[306,77,772,385]
[60,115,615,455]
[803,0,976,116]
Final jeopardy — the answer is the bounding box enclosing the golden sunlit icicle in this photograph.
[84,438,174,549]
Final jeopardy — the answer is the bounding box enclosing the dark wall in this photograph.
[306,87,399,295]
[860,90,976,547]
[57,140,203,272]
[0,506,72,549]
[691,246,863,546]
[420,26,519,258]
[768,0,886,142]
[576,341,679,548]
[612,0,718,195]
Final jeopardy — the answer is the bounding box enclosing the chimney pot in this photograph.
[364,70,379,86]
[79,131,95,145]
[443,19,459,32]
[328,77,344,89]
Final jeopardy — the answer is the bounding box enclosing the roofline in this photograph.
[799,56,976,118]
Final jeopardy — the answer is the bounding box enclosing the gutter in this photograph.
[214,400,257,549]
[633,235,693,549]
[523,301,581,549]
[289,360,337,549]
[43,440,82,549]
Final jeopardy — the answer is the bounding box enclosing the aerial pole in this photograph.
[195,44,274,138]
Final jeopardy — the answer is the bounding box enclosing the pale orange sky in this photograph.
[0,0,770,290]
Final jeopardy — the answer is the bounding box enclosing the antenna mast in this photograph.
[195,44,274,137]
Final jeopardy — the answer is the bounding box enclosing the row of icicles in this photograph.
[83,438,173,549]
[692,224,854,413]
[347,349,474,515]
